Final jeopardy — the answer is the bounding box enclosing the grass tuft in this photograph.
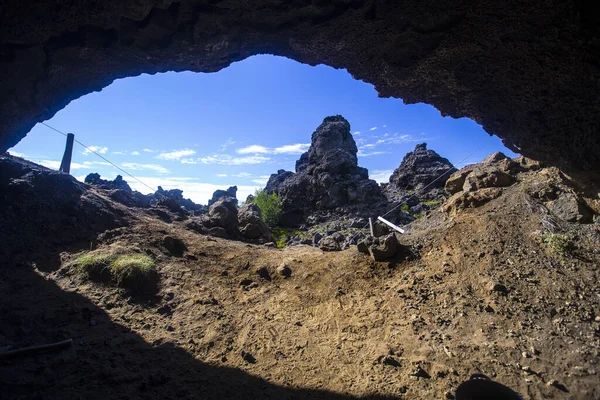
[111,255,156,285]
[68,252,157,292]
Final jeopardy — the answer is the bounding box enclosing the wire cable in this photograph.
[40,122,157,192]
[348,134,495,241]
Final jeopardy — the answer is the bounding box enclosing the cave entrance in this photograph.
[8,55,516,205]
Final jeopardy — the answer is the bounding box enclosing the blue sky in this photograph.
[9,55,517,204]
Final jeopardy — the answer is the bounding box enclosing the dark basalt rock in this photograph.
[265,116,387,226]
[208,186,238,207]
[85,173,132,192]
[237,203,274,241]
[383,143,456,202]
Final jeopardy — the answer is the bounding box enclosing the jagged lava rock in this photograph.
[208,186,238,207]
[265,116,386,226]
[237,203,274,241]
[384,143,456,202]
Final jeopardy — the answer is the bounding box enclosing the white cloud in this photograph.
[232,172,252,178]
[236,143,310,156]
[370,127,378,131]
[216,173,228,177]
[131,151,140,156]
[112,151,127,155]
[370,169,393,183]
[273,143,310,155]
[121,163,169,174]
[83,161,112,167]
[82,146,108,155]
[198,154,270,165]
[181,158,197,164]
[101,175,258,205]
[382,124,388,128]
[220,138,237,151]
[357,150,388,157]
[156,149,196,160]
[353,131,361,135]
[143,149,156,153]
[36,159,91,170]
[236,145,270,154]
[252,178,269,185]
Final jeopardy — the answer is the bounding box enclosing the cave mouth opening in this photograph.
[8,54,517,206]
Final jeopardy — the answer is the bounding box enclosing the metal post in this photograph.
[59,133,75,174]
[369,217,374,237]
[377,216,405,234]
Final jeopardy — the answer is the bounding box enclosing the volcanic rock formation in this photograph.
[383,143,456,203]
[265,116,386,226]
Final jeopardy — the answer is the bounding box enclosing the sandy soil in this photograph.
[1,169,599,399]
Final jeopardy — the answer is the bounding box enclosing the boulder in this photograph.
[443,188,503,215]
[208,226,228,238]
[547,192,593,223]
[208,186,238,207]
[483,152,509,164]
[445,165,477,195]
[384,143,456,202]
[368,233,398,261]
[237,203,273,240]
[313,232,323,246]
[463,165,516,192]
[357,236,374,254]
[319,233,344,251]
[208,198,238,234]
[185,218,208,234]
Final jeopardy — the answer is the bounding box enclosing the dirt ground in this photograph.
[1,168,599,399]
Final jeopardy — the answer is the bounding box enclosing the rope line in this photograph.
[40,122,157,192]
[350,134,495,241]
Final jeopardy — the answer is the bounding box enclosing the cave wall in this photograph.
[1,0,600,171]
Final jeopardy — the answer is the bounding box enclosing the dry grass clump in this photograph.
[68,251,157,292]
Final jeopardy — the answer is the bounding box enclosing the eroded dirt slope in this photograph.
[1,163,599,399]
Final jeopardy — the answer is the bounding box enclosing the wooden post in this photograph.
[59,133,74,174]
[369,217,374,237]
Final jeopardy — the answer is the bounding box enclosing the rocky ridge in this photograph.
[383,143,456,204]
[265,116,389,226]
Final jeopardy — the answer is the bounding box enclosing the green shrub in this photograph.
[69,252,157,291]
[540,232,575,255]
[271,227,289,248]
[422,200,439,207]
[248,190,282,228]
[400,203,410,213]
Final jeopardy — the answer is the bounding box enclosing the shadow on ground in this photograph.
[0,257,397,400]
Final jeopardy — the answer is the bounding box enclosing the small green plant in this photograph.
[69,252,157,291]
[247,190,282,228]
[540,232,575,255]
[111,255,156,285]
[422,200,439,207]
[71,253,115,280]
[271,227,290,248]
[400,203,410,213]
